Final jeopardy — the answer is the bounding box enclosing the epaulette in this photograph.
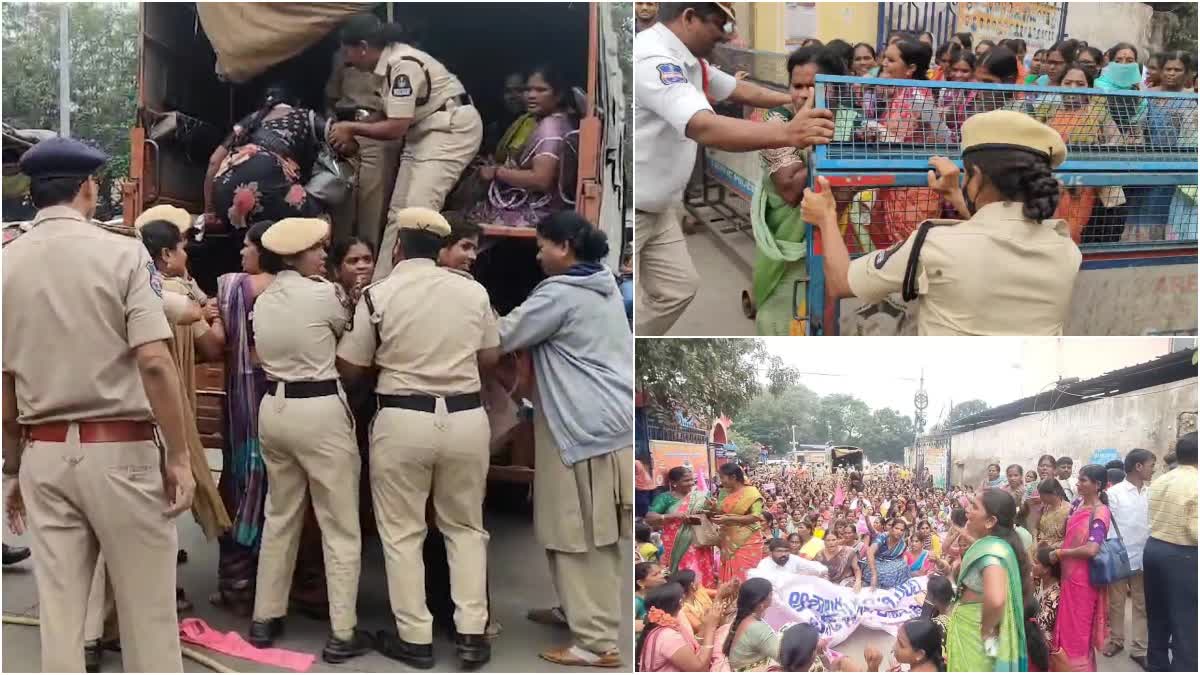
[94,220,138,239]
[901,219,960,303]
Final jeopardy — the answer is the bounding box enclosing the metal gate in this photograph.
[878,1,958,49]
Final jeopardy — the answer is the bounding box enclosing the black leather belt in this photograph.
[436,93,473,113]
[266,380,340,398]
[377,392,482,413]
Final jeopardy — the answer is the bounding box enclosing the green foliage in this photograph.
[1161,3,1197,54]
[3,2,138,217]
[637,338,799,421]
[727,429,761,465]
[731,384,917,465]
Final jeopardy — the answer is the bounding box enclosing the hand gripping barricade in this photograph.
[798,74,1198,336]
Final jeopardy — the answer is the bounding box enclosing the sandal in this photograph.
[1103,644,1123,658]
[538,645,622,668]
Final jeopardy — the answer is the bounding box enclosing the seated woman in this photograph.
[471,65,579,227]
[203,85,348,233]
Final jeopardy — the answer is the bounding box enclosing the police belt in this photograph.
[377,392,481,413]
[265,379,340,398]
[435,93,473,114]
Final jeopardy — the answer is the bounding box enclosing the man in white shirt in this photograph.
[750,538,828,590]
[1104,448,1155,668]
[1056,456,1076,502]
[633,2,835,335]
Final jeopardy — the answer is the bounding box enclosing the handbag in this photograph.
[692,513,721,547]
[305,111,355,206]
[1088,503,1133,586]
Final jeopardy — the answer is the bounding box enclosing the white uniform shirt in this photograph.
[1106,479,1150,571]
[634,23,737,213]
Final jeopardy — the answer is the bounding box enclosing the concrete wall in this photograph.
[1063,1,1154,58]
[945,378,1197,487]
[816,2,878,46]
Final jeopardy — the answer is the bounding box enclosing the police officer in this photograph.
[245,217,371,663]
[331,14,483,282]
[2,137,194,672]
[634,2,835,335]
[800,109,1082,335]
[325,59,400,248]
[338,207,499,669]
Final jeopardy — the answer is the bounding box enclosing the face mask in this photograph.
[1035,74,1050,86]
[1102,62,1143,88]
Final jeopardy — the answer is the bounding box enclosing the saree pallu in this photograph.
[1053,505,1111,672]
[947,536,1027,672]
[752,106,809,336]
[719,487,766,583]
[652,490,719,588]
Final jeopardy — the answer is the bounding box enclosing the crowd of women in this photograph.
[750,29,1197,333]
[634,453,1155,672]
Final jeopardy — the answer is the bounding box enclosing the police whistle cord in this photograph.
[1,614,236,674]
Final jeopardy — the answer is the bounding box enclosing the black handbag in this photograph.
[1088,504,1133,586]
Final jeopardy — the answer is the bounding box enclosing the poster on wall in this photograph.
[784,2,818,48]
[956,2,1065,54]
[650,440,711,489]
[922,445,948,489]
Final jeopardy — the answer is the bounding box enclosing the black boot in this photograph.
[456,634,491,669]
[247,617,285,648]
[83,642,102,673]
[2,544,30,565]
[322,629,373,664]
[375,631,435,670]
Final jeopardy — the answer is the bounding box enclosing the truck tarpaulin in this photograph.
[196,2,373,83]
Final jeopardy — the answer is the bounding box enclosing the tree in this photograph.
[860,408,915,464]
[815,394,874,446]
[2,2,138,218]
[727,429,761,466]
[637,339,799,420]
[734,383,821,459]
[931,399,990,432]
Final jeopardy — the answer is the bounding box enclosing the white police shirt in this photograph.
[634,23,737,214]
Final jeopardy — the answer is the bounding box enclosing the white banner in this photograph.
[752,572,929,648]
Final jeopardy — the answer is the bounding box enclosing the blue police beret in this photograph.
[18,136,108,179]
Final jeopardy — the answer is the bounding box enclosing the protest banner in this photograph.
[753,571,929,648]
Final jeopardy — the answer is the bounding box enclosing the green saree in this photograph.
[946,536,1027,672]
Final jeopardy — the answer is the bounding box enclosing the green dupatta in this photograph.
[947,536,1027,672]
[652,490,707,574]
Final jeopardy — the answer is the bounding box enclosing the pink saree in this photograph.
[1052,503,1111,671]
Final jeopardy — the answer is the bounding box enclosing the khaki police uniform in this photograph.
[633,22,738,335]
[4,190,183,672]
[371,43,483,281]
[846,109,1082,336]
[326,60,400,247]
[250,219,363,641]
[338,209,497,644]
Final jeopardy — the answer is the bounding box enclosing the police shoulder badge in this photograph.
[657,62,688,86]
[873,239,905,270]
[392,74,413,98]
[147,261,164,298]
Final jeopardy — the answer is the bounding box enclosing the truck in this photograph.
[121,2,629,484]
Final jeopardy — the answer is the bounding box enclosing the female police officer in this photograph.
[330,13,483,282]
[801,109,1082,335]
[246,218,370,663]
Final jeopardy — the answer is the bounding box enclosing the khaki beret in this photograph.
[394,207,451,237]
[961,110,1067,168]
[135,204,192,233]
[262,218,330,255]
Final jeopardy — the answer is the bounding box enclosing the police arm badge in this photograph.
[657,62,688,86]
[392,74,413,98]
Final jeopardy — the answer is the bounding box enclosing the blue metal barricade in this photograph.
[803,74,1198,335]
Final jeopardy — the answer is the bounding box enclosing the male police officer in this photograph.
[634,2,836,335]
[331,14,483,282]
[2,137,194,672]
[337,207,499,669]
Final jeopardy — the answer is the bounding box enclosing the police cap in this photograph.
[394,207,451,237]
[135,205,192,234]
[961,110,1067,168]
[18,136,109,180]
[262,218,330,255]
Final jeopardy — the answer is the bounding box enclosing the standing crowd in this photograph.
[634,433,1196,672]
[2,11,633,673]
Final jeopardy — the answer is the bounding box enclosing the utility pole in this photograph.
[59,4,71,137]
[913,369,928,479]
[790,425,798,455]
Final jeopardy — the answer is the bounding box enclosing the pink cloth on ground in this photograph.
[179,618,316,672]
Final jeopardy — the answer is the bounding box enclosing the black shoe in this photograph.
[247,618,285,648]
[456,633,491,669]
[2,544,30,566]
[84,642,102,673]
[1130,654,1148,671]
[322,629,373,664]
[374,631,435,670]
